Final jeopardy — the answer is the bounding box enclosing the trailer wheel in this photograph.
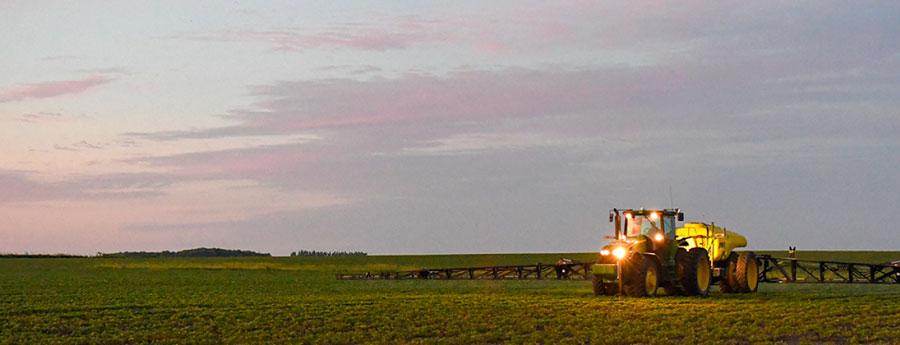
[736,251,759,293]
[719,252,740,293]
[624,255,659,297]
[680,248,711,297]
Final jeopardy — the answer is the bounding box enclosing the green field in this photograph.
[2,251,899,344]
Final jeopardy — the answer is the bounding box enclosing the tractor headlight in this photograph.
[654,233,664,241]
[600,249,610,256]
[612,247,626,259]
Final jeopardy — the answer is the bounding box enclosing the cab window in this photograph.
[664,216,675,237]
[626,215,662,237]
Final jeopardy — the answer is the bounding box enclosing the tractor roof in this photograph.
[616,208,680,216]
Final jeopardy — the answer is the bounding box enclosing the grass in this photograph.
[1,251,899,344]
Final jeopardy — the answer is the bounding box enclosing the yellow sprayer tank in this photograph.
[676,222,747,262]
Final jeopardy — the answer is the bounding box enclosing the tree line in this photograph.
[0,253,86,258]
[290,250,367,257]
[3,248,364,258]
[99,247,271,258]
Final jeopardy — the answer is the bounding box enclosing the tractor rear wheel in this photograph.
[719,252,739,293]
[680,248,711,297]
[667,248,688,296]
[735,251,759,293]
[674,248,688,272]
[624,255,660,297]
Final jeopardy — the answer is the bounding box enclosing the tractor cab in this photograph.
[602,208,682,260]
[620,208,681,241]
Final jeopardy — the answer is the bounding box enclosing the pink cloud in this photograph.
[0,76,113,102]
[173,4,598,53]
[121,143,335,184]
[171,2,743,54]
[130,69,615,140]
[168,0,900,73]
[17,111,63,123]
[0,170,173,204]
[130,43,880,143]
[177,18,449,52]
[126,1,900,187]
[228,62,790,134]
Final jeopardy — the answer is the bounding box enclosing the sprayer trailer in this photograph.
[591,208,758,297]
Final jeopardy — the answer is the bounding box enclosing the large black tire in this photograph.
[680,248,712,297]
[624,255,660,297]
[593,275,619,295]
[674,248,688,269]
[719,252,740,293]
[665,248,688,296]
[736,251,759,293]
[592,275,603,295]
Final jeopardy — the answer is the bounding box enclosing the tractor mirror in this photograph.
[677,213,684,221]
[609,213,614,222]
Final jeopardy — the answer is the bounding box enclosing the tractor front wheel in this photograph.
[736,251,759,293]
[592,275,603,295]
[680,248,712,297]
[593,275,620,295]
[624,255,660,297]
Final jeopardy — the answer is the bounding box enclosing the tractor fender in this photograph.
[635,253,663,270]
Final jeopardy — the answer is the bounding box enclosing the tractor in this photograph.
[591,208,759,297]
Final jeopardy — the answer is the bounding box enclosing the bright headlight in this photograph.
[612,247,626,259]
[654,233,664,241]
[650,212,659,220]
[600,249,610,256]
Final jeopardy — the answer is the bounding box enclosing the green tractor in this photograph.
[591,208,759,297]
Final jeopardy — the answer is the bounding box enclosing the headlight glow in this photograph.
[624,213,632,219]
[612,247,626,259]
[600,249,610,256]
[654,233,664,241]
[650,212,659,220]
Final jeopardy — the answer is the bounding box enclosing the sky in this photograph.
[1,1,898,255]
